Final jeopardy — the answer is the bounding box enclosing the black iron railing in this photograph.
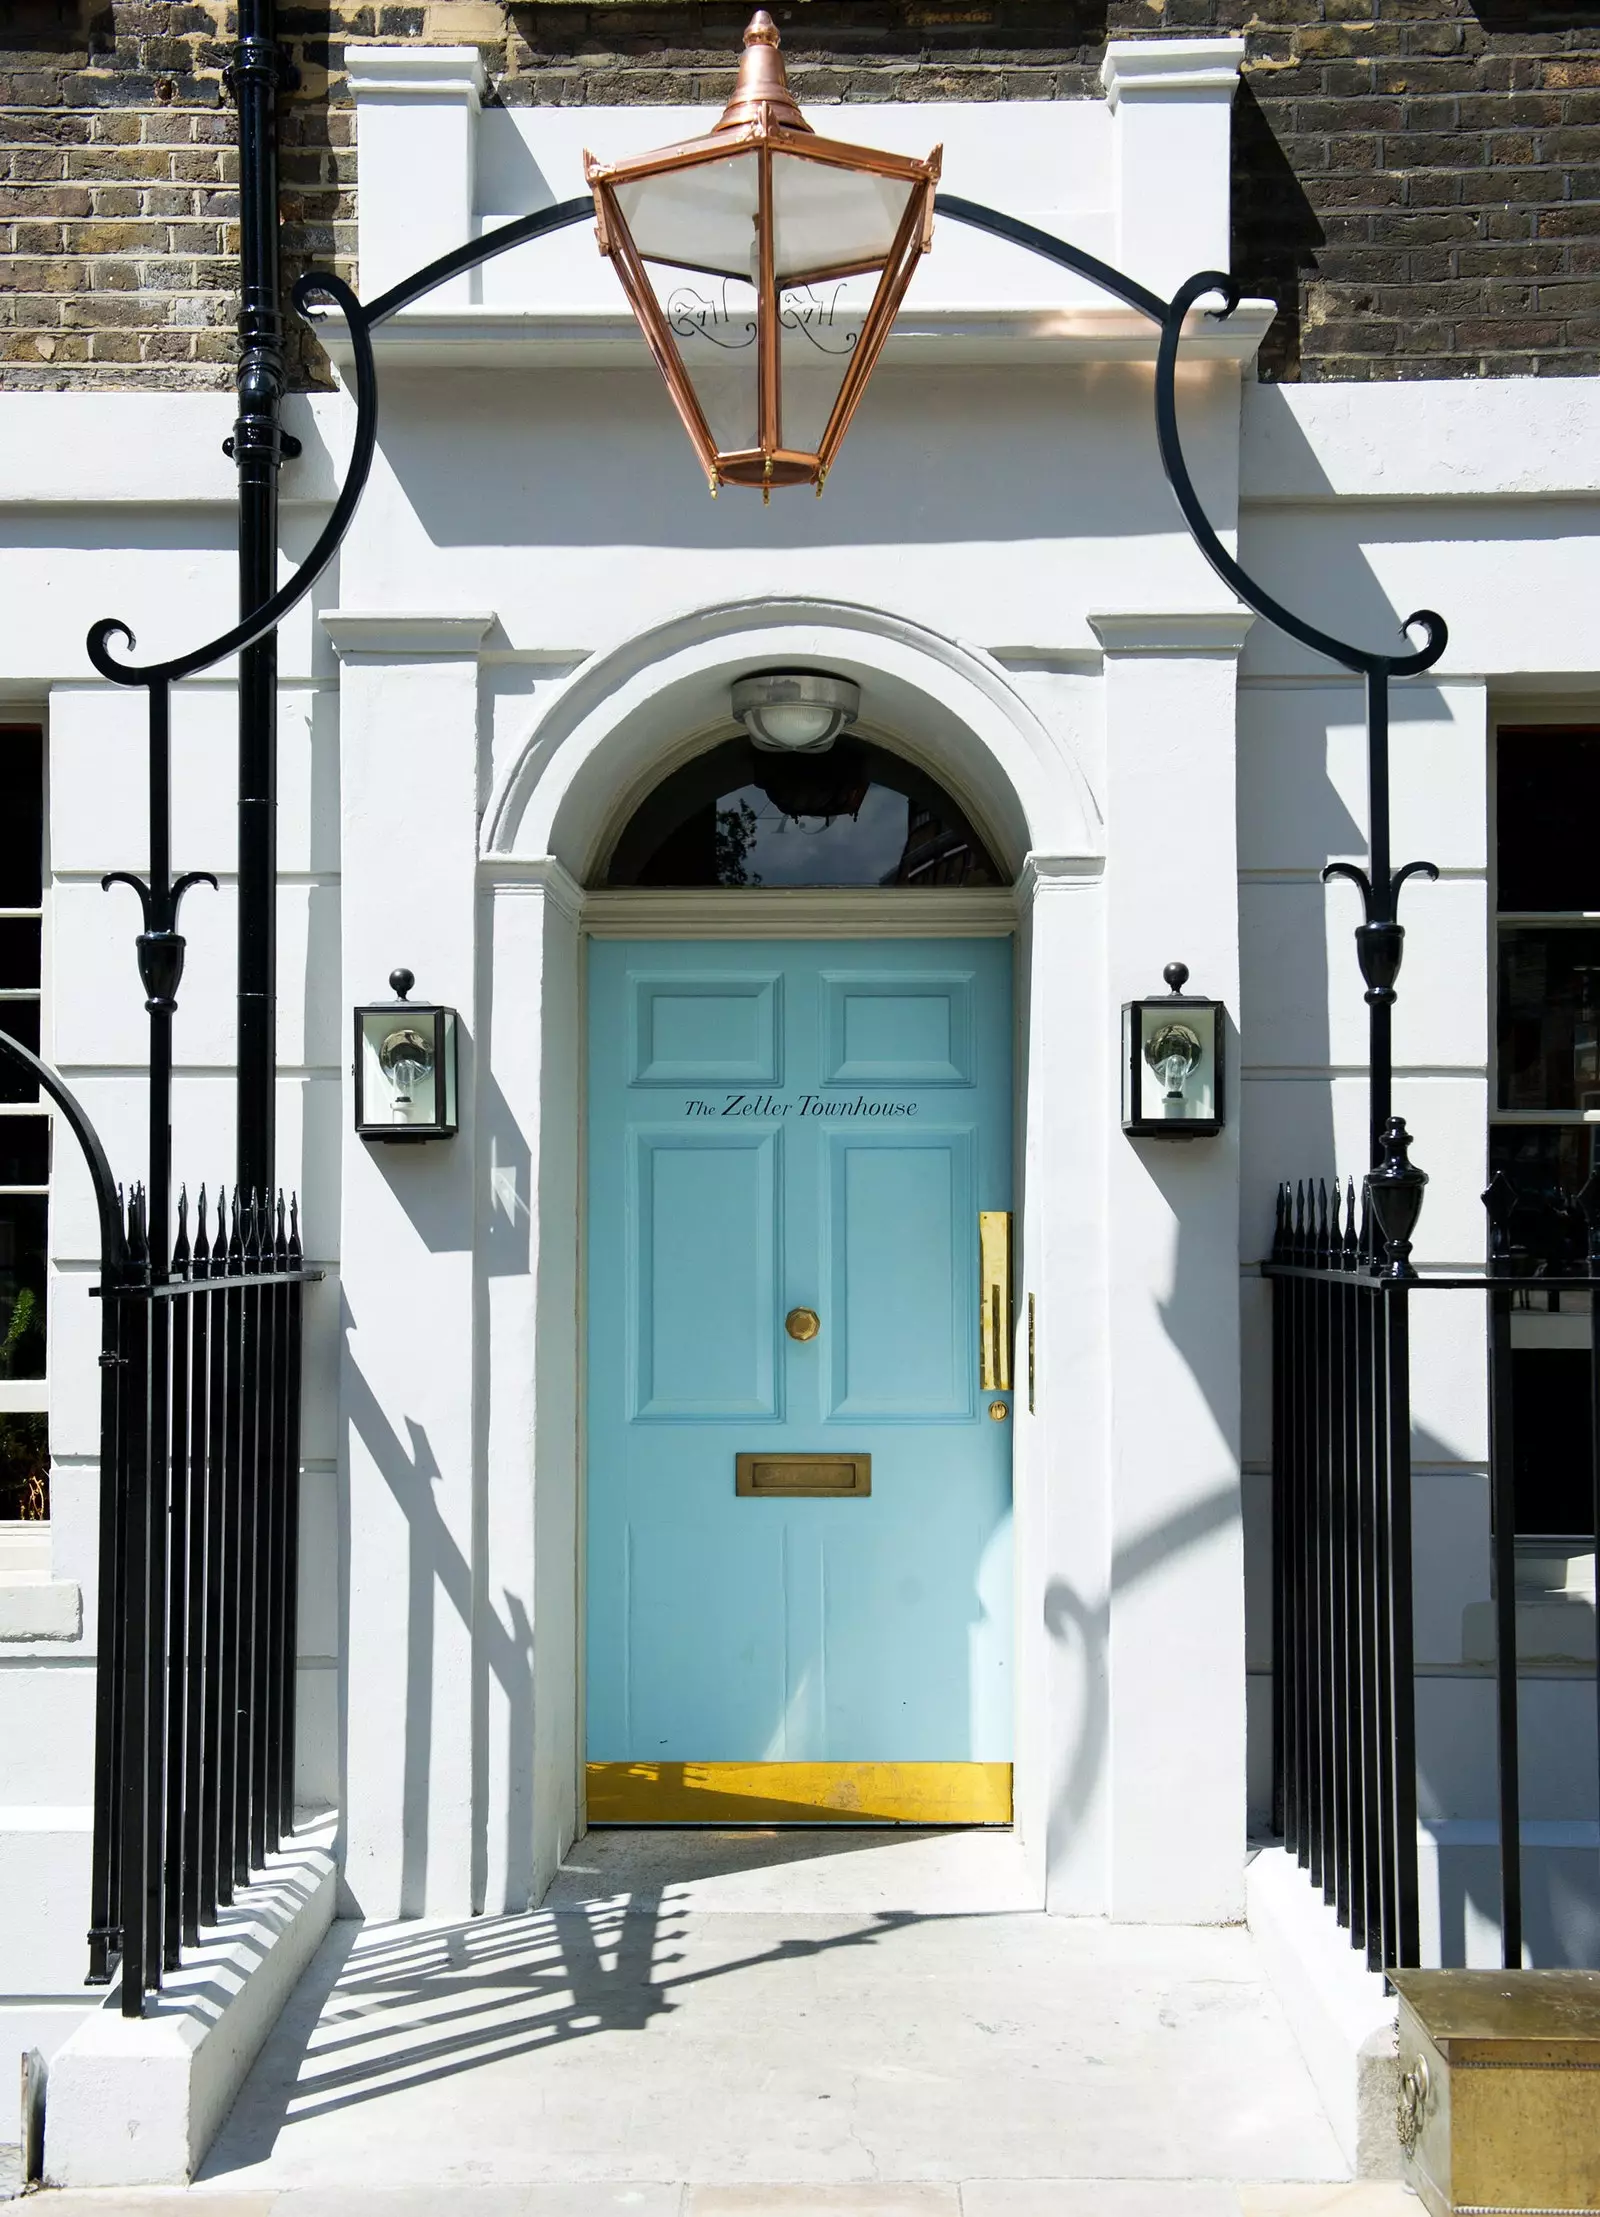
[1264,1130,1600,1973]
[88,1182,318,2017]
[1265,1173,1421,1972]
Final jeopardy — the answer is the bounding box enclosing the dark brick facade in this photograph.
[3,3,1599,389]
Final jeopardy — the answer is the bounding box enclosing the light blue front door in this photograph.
[586,938,1013,1785]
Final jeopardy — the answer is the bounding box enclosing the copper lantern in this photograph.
[586,11,941,497]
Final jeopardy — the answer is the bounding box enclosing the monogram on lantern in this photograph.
[585,11,941,498]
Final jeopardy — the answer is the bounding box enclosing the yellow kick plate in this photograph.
[586,1760,1012,1825]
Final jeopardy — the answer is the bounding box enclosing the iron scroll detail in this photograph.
[934,197,1447,1166]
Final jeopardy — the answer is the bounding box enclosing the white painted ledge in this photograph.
[1247,1843,1400,2178]
[321,611,495,659]
[43,1812,337,2187]
[1090,611,1256,657]
[1242,379,1600,503]
[0,1580,81,1641]
[316,299,1276,372]
[0,1524,81,1642]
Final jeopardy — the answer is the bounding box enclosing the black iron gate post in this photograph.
[228,0,297,1203]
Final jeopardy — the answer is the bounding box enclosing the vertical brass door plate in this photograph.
[979,1211,1012,1390]
[785,1306,821,1341]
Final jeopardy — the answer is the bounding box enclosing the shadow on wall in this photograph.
[1230,78,1321,386]
[375,360,1245,556]
[338,1309,536,1915]
[1043,1479,1242,1858]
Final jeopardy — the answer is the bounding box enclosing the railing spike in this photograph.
[194,1183,210,1270]
[1344,1176,1359,1266]
[288,1193,302,1269]
[172,1184,191,1276]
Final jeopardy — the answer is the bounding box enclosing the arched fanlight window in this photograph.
[603,734,1004,889]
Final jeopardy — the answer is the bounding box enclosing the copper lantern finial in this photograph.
[714,11,810,136]
[585,11,940,496]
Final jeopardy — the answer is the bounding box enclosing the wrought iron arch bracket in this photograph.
[933,202,1448,684]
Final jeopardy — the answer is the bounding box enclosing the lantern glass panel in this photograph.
[770,150,915,283]
[359,1005,443,1132]
[640,262,761,453]
[1138,1002,1216,1125]
[777,279,861,453]
[616,153,760,281]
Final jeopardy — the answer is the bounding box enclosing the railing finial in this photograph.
[1367,1115,1427,1280]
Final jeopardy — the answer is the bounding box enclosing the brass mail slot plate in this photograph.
[736,1452,871,1498]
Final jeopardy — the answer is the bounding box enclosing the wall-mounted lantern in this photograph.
[585,11,940,499]
[354,969,458,1143]
[1122,963,1224,1139]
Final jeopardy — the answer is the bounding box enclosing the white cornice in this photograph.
[479,854,586,925]
[313,299,1275,374]
[1089,611,1256,657]
[1018,853,1105,902]
[345,44,484,104]
[321,611,495,659]
[1100,38,1246,109]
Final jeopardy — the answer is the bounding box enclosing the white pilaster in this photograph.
[326,608,493,1920]
[1015,854,1112,1915]
[1100,38,1245,304]
[477,858,583,1913]
[1092,609,1251,1924]
[347,46,484,306]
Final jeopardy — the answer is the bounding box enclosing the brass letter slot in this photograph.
[979,1210,1012,1391]
[736,1453,871,1499]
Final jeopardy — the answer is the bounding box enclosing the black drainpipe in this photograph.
[227,0,298,1201]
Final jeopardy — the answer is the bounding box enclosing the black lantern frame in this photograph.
[353,968,458,1143]
[1122,962,1225,1140]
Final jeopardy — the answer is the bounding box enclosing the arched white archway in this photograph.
[483,595,1102,881]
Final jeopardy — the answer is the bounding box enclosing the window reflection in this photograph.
[1498,926,1600,1113]
[604,736,1002,889]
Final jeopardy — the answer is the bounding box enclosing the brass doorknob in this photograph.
[785,1307,821,1342]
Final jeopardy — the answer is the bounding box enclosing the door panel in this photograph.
[630,971,782,1085]
[587,937,1012,1813]
[630,1129,779,1418]
[827,1131,973,1419]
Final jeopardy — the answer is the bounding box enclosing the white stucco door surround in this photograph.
[317,24,1257,1936]
[326,587,1252,1929]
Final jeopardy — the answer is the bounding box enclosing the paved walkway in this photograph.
[45,1832,1410,2214]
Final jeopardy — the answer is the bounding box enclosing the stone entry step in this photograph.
[18,2185,1418,2214]
[130,1828,1360,2198]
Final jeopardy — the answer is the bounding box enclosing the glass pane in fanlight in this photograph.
[777,276,866,455]
[771,151,916,284]
[616,153,760,281]
[641,262,760,457]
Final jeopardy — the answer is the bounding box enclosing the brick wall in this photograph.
[3,3,1600,390]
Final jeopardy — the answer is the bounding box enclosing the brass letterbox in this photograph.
[1391,1969,1600,2217]
[736,1453,871,1499]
